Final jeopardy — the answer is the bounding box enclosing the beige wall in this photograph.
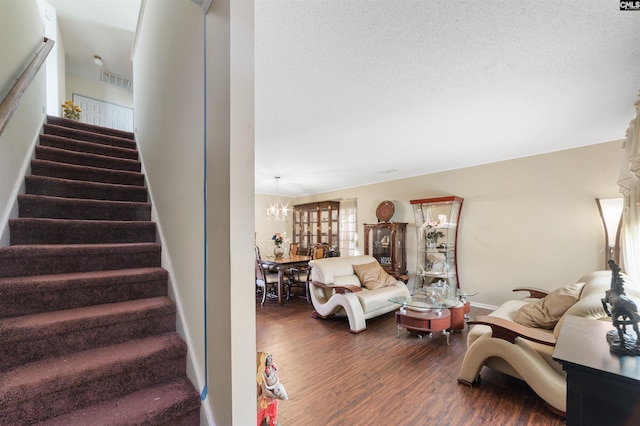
[133,0,255,424]
[65,74,134,109]
[268,140,624,307]
[0,0,48,246]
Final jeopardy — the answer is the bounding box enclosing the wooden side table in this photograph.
[553,316,640,425]
[395,308,451,345]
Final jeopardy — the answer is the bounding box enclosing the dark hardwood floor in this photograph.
[256,295,566,426]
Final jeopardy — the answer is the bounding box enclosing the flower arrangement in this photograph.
[61,101,81,120]
[272,233,284,247]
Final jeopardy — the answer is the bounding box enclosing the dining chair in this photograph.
[255,245,285,305]
[288,243,330,303]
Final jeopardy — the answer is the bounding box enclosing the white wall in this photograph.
[277,140,624,308]
[66,74,133,109]
[133,0,255,424]
[0,0,48,246]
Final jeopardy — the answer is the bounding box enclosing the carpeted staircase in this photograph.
[0,116,201,425]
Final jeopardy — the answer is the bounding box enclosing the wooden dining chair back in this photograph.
[255,245,280,305]
[311,243,330,260]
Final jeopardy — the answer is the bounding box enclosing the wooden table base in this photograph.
[396,308,451,345]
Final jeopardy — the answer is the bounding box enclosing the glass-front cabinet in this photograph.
[410,196,463,291]
[292,201,340,255]
[363,222,407,279]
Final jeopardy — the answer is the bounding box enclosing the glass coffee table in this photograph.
[389,295,461,344]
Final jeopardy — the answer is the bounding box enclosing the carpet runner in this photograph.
[0,116,201,425]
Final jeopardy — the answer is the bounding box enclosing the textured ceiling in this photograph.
[49,1,640,197]
[255,0,640,196]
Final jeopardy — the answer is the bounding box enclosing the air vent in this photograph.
[100,70,132,90]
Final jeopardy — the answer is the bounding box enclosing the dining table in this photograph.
[260,254,312,305]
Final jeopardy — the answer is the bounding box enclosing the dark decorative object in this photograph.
[601,260,640,355]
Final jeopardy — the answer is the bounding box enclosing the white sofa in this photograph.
[458,270,640,415]
[308,255,410,333]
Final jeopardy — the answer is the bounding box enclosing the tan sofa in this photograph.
[457,270,640,415]
[308,255,410,333]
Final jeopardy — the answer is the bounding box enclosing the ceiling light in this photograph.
[267,177,288,221]
[93,55,103,67]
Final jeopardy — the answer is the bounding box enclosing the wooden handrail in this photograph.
[0,38,55,137]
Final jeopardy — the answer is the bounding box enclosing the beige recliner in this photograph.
[457,270,640,415]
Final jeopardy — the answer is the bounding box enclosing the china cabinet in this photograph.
[363,222,408,279]
[292,201,340,255]
[410,196,463,291]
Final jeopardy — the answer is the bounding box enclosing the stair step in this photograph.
[43,122,136,149]
[0,243,161,278]
[18,194,151,220]
[35,377,201,426]
[35,145,141,172]
[10,218,157,244]
[0,297,176,371]
[39,133,139,161]
[0,333,188,424]
[25,175,148,202]
[46,115,135,140]
[31,159,145,186]
[0,267,169,318]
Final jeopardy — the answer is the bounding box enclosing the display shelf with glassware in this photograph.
[410,196,463,292]
[363,222,408,280]
[292,201,340,255]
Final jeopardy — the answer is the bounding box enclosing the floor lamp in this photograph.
[596,198,624,269]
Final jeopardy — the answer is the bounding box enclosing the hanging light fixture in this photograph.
[93,55,103,67]
[596,198,624,269]
[267,176,288,221]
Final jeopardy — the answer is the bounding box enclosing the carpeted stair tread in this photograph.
[0,243,161,278]
[25,175,148,202]
[10,218,157,244]
[46,115,135,140]
[2,116,200,423]
[0,333,188,424]
[0,267,169,318]
[0,297,176,370]
[31,159,145,186]
[35,145,141,172]
[18,194,151,221]
[43,123,136,149]
[39,133,139,160]
[34,377,201,426]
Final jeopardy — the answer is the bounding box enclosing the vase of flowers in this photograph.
[61,101,81,120]
[272,233,284,258]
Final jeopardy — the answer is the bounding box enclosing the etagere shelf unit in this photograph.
[410,196,463,291]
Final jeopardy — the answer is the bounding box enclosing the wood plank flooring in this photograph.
[256,296,566,426]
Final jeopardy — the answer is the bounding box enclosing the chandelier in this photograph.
[267,176,288,221]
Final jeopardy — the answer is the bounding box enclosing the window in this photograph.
[339,199,358,256]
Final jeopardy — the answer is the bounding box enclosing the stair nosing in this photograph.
[35,145,141,169]
[39,133,138,157]
[0,297,175,342]
[0,333,186,401]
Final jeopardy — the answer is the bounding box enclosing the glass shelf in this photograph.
[410,196,464,292]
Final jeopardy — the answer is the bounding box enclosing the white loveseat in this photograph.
[308,255,410,333]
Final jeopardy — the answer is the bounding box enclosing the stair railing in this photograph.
[0,37,55,137]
